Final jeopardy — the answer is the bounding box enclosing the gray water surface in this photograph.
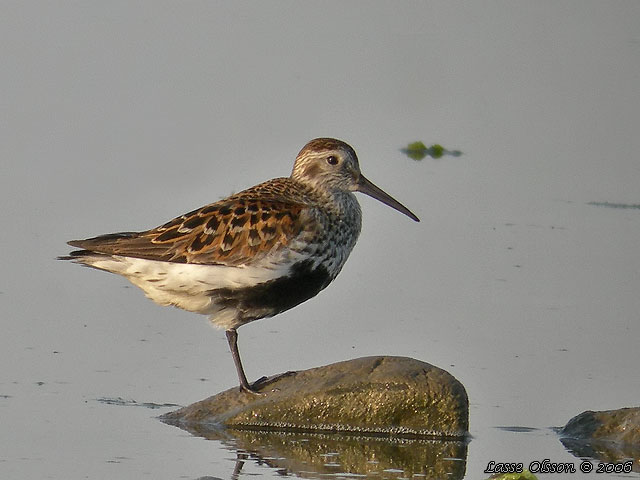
[1,2,639,479]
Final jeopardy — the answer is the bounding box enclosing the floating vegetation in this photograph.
[486,471,538,480]
[587,202,640,210]
[401,141,462,161]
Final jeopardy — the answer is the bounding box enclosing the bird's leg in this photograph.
[225,329,262,395]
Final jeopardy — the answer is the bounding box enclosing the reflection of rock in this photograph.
[185,428,467,479]
[161,356,468,438]
[559,407,640,470]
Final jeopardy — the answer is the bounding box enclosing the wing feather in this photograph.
[67,180,315,266]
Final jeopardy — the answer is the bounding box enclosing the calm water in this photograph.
[1,2,639,478]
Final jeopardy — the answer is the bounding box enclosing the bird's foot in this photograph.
[239,371,297,395]
[239,382,266,396]
[251,371,296,391]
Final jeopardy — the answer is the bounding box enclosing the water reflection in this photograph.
[559,437,640,473]
[177,425,467,479]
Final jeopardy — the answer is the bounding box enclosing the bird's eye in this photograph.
[326,155,339,165]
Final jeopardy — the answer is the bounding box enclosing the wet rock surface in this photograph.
[559,407,640,469]
[161,356,468,439]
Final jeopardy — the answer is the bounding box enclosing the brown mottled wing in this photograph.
[67,193,310,266]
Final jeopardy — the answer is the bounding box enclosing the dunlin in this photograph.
[62,138,419,393]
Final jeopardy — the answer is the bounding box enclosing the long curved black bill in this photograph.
[356,175,420,222]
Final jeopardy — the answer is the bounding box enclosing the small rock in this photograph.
[161,356,468,439]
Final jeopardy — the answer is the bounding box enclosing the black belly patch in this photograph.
[209,260,332,322]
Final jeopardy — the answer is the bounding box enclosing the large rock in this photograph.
[559,407,640,469]
[161,356,468,439]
